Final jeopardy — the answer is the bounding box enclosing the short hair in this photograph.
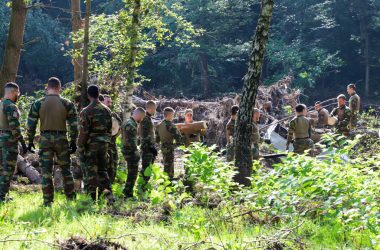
[295,104,307,113]
[87,85,100,99]
[47,77,61,89]
[98,94,105,102]
[231,105,239,115]
[184,109,193,115]
[347,83,356,91]
[134,107,146,116]
[315,101,321,106]
[4,82,19,91]
[164,107,175,117]
[337,94,346,100]
[146,100,156,109]
[253,108,260,114]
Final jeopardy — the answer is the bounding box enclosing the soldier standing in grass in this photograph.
[156,107,183,180]
[347,83,360,128]
[331,94,351,136]
[99,94,121,185]
[139,101,157,189]
[27,77,77,206]
[286,104,314,154]
[226,105,239,161]
[78,85,114,203]
[122,107,146,198]
[0,83,27,202]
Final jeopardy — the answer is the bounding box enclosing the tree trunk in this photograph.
[199,53,210,96]
[0,0,27,96]
[123,0,142,120]
[71,0,82,85]
[80,0,91,108]
[234,0,274,187]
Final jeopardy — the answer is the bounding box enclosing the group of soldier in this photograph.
[0,78,361,205]
[0,78,205,205]
[225,83,361,160]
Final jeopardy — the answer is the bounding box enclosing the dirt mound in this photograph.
[58,236,127,250]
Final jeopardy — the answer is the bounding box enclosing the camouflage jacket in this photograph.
[27,95,78,143]
[139,112,155,151]
[287,115,312,143]
[331,105,351,132]
[78,100,112,146]
[349,92,360,113]
[0,99,25,145]
[156,120,183,145]
[122,117,138,153]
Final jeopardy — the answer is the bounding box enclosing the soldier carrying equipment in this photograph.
[0,83,27,202]
[330,94,351,136]
[179,109,206,146]
[27,77,77,206]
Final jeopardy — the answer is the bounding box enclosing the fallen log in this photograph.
[17,155,42,184]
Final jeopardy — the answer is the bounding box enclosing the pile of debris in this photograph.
[133,75,300,147]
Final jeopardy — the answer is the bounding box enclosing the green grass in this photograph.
[0,190,376,250]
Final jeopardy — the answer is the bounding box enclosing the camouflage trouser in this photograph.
[252,143,260,160]
[39,133,75,204]
[123,150,140,197]
[226,143,235,162]
[140,148,155,185]
[350,113,358,129]
[84,141,112,200]
[0,133,18,200]
[293,138,315,155]
[161,143,175,180]
[107,140,118,185]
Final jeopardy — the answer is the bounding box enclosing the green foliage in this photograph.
[249,135,380,245]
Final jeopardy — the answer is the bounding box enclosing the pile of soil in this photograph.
[58,236,127,250]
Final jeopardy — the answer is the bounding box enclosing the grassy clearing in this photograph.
[0,190,375,249]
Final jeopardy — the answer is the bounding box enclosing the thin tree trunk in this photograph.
[0,0,27,96]
[71,0,82,85]
[80,0,90,108]
[123,0,141,120]
[234,0,274,187]
[199,53,210,96]
[364,32,370,96]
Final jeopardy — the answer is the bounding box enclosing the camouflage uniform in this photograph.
[226,118,236,161]
[122,117,140,197]
[78,100,112,200]
[156,120,183,179]
[0,99,25,201]
[251,121,260,160]
[287,115,314,154]
[331,105,352,136]
[27,95,77,204]
[349,92,360,128]
[139,112,156,185]
[107,112,121,184]
[316,108,329,128]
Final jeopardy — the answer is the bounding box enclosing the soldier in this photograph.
[99,94,121,184]
[251,108,261,160]
[156,107,183,180]
[122,107,146,198]
[331,94,351,136]
[314,101,329,128]
[0,83,27,202]
[139,101,157,188]
[27,77,77,206]
[182,109,206,146]
[286,104,314,154]
[78,85,114,203]
[347,83,360,128]
[226,105,239,161]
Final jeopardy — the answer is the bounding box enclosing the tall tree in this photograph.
[80,0,91,108]
[234,0,274,186]
[71,0,82,85]
[0,0,27,95]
